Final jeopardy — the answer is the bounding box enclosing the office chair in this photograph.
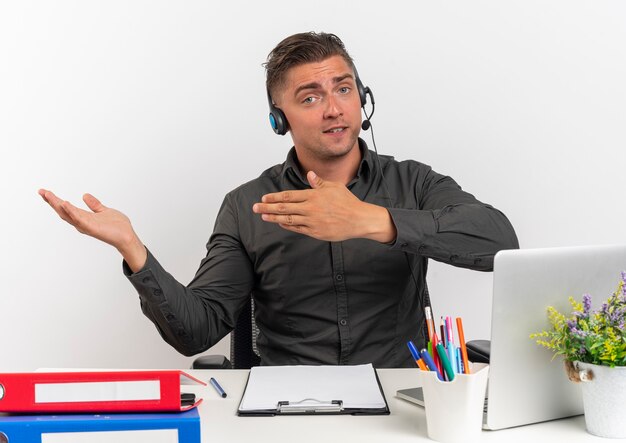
[191,298,261,369]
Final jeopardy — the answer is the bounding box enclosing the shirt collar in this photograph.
[281,138,375,187]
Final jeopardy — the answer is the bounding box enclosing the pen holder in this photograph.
[418,363,489,443]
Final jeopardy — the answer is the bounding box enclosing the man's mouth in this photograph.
[323,127,347,134]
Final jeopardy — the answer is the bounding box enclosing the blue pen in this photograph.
[210,377,227,398]
[448,342,457,374]
[419,348,444,381]
[407,341,420,360]
[407,341,428,371]
[456,347,464,374]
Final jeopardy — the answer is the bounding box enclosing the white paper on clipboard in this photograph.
[238,363,386,413]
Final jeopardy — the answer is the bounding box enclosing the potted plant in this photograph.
[531,271,626,438]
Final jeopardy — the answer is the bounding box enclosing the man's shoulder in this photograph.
[377,152,433,175]
[225,162,284,200]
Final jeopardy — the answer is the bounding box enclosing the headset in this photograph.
[267,66,374,136]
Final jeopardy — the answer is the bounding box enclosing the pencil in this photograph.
[425,306,435,343]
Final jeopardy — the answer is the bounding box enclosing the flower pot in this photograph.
[574,361,626,438]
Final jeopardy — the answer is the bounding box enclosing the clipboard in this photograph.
[237,364,390,416]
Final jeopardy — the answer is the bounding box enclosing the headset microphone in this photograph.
[361,120,371,131]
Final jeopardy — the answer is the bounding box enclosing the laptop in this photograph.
[397,244,626,430]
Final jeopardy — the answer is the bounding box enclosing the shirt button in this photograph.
[418,245,425,254]
[154,289,163,296]
[339,319,347,326]
[165,313,175,321]
[401,243,408,248]
[142,277,150,284]
[335,274,344,281]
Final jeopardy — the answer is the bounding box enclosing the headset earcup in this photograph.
[269,106,288,136]
[356,75,368,108]
[267,87,289,136]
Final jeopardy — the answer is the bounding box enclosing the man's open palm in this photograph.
[38,189,136,251]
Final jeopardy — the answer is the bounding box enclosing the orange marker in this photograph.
[456,317,471,374]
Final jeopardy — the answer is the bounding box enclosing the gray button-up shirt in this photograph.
[125,140,518,367]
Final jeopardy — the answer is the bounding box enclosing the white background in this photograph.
[1,1,624,370]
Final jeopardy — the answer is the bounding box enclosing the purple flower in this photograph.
[582,293,592,315]
[600,303,625,327]
[567,319,577,331]
[608,307,626,327]
[568,323,588,339]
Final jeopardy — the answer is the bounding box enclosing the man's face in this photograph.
[276,55,362,163]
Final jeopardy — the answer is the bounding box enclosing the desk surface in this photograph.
[187,368,607,443]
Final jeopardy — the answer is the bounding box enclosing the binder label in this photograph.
[41,429,178,443]
[35,381,161,403]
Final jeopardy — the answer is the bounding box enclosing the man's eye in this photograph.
[339,87,350,94]
[303,97,315,104]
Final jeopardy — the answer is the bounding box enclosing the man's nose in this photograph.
[323,94,342,119]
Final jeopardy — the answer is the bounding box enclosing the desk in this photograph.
[186,368,607,443]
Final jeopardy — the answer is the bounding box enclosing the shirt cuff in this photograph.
[387,207,437,254]
[123,248,164,302]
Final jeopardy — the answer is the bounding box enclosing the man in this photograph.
[39,32,518,367]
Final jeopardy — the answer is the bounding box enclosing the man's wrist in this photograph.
[362,203,397,244]
[117,234,147,273]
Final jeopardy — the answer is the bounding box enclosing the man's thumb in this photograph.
[307,171,324,189]
[83,193,106,213]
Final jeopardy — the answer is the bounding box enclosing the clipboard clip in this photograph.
[277,398,343,414]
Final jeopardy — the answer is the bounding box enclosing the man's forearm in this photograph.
[388,203,519,271]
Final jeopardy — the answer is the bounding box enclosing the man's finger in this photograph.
[261,189,310,204]
[253,202,307,215]
[260,213,306,226]
[278,223,306,234]
[39,190,74,222]
[307,171,324,189]
[39,189,62,207]
[60,201,87,226]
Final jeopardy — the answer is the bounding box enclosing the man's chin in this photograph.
[292,132,360,161]
[318,136,360,159]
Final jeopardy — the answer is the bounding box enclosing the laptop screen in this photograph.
[485,244,626,430]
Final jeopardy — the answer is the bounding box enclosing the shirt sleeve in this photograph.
[123,193,254,356]
[387,165,519,271]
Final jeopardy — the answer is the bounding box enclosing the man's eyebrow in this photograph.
[293,73,355,97]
